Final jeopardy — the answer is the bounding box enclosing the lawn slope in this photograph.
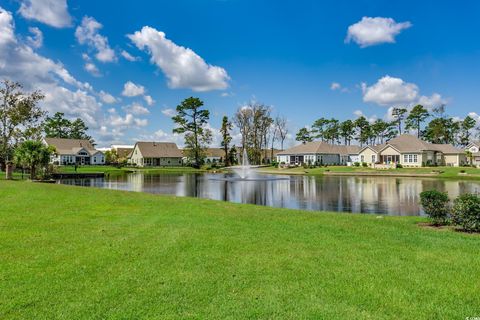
[0,181,479,319]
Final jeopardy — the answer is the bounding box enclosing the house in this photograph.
[128,142,183,167]
[204,148,226,163]
[358,135,466,167]
[111,145,134,162]
[44,137,105,165]
[276,141,361,165]
[465,141,480,166]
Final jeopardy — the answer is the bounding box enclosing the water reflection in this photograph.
[57,173,480,216]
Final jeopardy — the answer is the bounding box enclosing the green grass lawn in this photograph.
[1,181,479,319]
[260,165,480,179]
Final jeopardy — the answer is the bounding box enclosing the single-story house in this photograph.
[358,134,466,167]
[43,138,105,165]
[128,142,183,167]
[276,141,361,165]
[111,145,134,162]
[465,141,480,166]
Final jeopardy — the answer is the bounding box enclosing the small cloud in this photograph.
[161,108,176,117]
[346,17,412,48]
[26,27,43,48]
[121,50,140,62]
[99,91,117,104]
[143,95,155,106]
[122,102,150,115]
[330,82,341,91]
[122,81,145,97]
[75,16,116,62]
[84,62,101,77]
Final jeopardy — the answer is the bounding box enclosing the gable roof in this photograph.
[44,138,101,155]
[115,147,134,159]
[278,141,360,156]
[134,142,183,158]
[466,141,480,149]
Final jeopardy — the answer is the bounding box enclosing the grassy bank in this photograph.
[260,165,480,180]
[1,181,479,319]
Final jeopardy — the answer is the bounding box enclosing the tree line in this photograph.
[171,98,288,167]
[1,80,92,177]
[295,105,479,147]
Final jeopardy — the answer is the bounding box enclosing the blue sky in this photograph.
[1,0,480,147]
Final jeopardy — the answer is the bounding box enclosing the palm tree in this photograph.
[14,140,53,180]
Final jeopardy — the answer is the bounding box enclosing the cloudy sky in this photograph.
[1,0,480,147]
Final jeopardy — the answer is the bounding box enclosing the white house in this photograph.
[128,142,183,167]
[276,141,360,165]
[358,135,466,167]
[43,138,105,165]
[466,141,480,166]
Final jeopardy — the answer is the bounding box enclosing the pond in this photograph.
[56,172,480,216]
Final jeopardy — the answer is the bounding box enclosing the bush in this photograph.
[396,163,403,168]
[452,193,480,232]
[353,162,360,167]
[361,162,368,167]
[419,190,450,226]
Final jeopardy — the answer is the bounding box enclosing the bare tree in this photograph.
[275,116,288,150]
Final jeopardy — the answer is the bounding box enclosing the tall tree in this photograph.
[354,116,370,146]
[312,118,328,141]
[424,117,459,144]
[296,127,312,144]
[233,106,253,153]
[391,107,408,135]
[172,97,212,168]
[339,120,355,145]
[371,119,393,144]
[275,116,288,150]
[220,116,233,166]
[459,115,476,147]
[405,105,429,138]
[44,112,93,142]
[14,140,53,180]
[0,80,45,170]
[323,119,340,144]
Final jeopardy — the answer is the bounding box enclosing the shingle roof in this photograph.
[115,147,133,159]
[135,142,183,158]
[278,141,360,156]
[383,135,463,154]
[44,138,100,155]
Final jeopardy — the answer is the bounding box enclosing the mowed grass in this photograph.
[1,182,480,319]
[261,165,480,179]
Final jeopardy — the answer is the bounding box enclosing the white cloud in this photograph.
[143,95,154,106]
[18,0,72,28]
[330,82,341,90]
[108,111,148,128]
[123,102,150,115]
[75,16,116,63]
[84,62,101,77]
[362,76,419,106]
[346,17,411,48]
[128,26,230,91]
[26,27,43,48]
[362,75,447,110]
[121,81,145,97]
[121,50,140,62]
[353,110,378,123]
[99,90,117,104]
[161,108,176,117]
[417,93,447,110]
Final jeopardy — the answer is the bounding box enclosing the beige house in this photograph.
[43,138,105,165]
[276,141,360,165]
[358,135,466,167]
[128,142,183,167]
[465,141,480,166]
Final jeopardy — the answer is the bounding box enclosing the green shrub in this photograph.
[419,190,450,226]
[452,193,480,232]
[361,162,368,167]
[353,162,360,167]
[396,163,403,168]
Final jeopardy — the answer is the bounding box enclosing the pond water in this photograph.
[56,172,480,216]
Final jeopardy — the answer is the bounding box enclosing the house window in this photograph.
[372,155,376,163]
[404,154,418,163]
[361,155,364,162]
